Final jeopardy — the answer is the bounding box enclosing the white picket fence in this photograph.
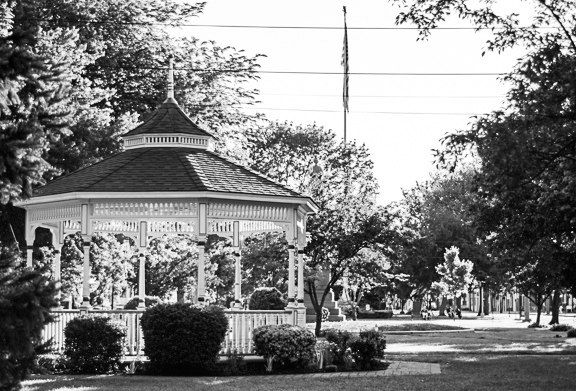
[42,308,294,356]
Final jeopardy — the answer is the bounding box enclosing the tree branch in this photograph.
[536,0,576,54]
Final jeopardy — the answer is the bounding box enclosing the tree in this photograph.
[0,2,71,204]
[340,247,392,320]
[392,0,576,302]
[432,246,474,310]
[391,170,492,315]
[245,120,393,335]
[241,232,289,295]
[0,245,58,391]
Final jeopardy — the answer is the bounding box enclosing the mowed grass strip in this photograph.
[22,355,576,391]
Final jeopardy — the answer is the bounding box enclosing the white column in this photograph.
[80,204,91,309]
[297,248,305,306]
[52,222,64,308]
[233,249,242,308]
[287,243,296,307]
[197,239,206,303]
[233,221,242,308]
[138,221,148,309]
[25,213,33,267]
[81,236,91,309]
[197,203,208,304]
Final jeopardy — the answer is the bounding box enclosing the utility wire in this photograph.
[102,65,505,76]
[32,18,559,31]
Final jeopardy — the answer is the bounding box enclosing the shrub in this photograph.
[123,296,162,310]
[323,329,353,365]
[348,330,386,369]
[550,324,574,332]
[567,328,576,338]
[0,246,58,391]
[249,287,286,310]
[63,316,125,374]
[315,339,337,369]
[252,324,316,371]
[141,303,228,374]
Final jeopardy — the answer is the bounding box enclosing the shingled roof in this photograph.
[33,148,301,198]
[123,98,211,137]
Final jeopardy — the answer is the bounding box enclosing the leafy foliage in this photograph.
[123,296,162,310]
[252,324,316,372]
[348,330,386,370]
[62,316,125,374]
[432,246,474,305]
[140,303,228,374]
[323,329,353,365]
[248,287,286,310]
[0,245,57,391]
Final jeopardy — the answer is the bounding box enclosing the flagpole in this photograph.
[342,6,349,143]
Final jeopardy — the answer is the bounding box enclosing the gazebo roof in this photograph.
[33,147,301,198]
[122,98,211,138]
[26,60,315,211]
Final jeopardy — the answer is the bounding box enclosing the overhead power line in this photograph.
[242,107,482,115]
[257,93,505,99]
[107,65,505,76]
[34,18,559,31]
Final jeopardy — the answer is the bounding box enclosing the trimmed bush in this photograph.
[249,287,286,310]
[357,310,393,319]
[63,316,125,374]
[550,324,573,332]
[253,324,316,371]
[323,329,353,365]
[141,303,228,374]
[567,328,576,338]
[123,296,162,310]
[348,330,386,369]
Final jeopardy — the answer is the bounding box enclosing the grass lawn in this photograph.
[376,323,467,331]
[386,328,576,354]
[23,355,576,391]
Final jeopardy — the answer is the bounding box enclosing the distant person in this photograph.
[455,307,462,319]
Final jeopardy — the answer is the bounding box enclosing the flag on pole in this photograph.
[342,6,349,113]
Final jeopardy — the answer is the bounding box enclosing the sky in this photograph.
[178,0,526,205]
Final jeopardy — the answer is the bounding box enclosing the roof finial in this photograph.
[166,55,175,101]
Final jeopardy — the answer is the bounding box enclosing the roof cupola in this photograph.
[122,57,213,150]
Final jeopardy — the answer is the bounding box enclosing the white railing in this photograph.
[42,308,294,356]
[42,310,145,356]
[221,310,294,355]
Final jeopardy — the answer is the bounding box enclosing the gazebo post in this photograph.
[296,211,307,326]
[197,203,207,304]
[51,222,64,308]
[286,209,297,308]
[24,212,33,267]
[80,203,92,310]
[138,221,148,309]
[233,221,242,308]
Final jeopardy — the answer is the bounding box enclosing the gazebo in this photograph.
[16,61,317,355]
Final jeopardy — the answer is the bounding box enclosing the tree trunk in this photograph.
[477,286,483,316]
[400,299,406,314]
[314,305,323,336]
[177,287,185,303]
[438,296,448,316]
[412,297,422,316]
[483,288,490,315]
[535,301,543,326]
[549,289,561,325]
[456,296,462,311]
